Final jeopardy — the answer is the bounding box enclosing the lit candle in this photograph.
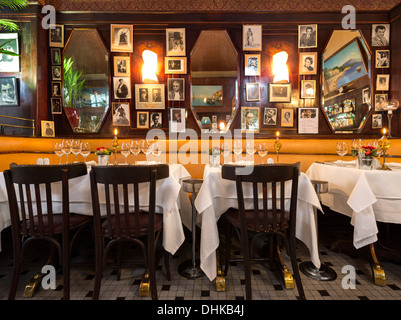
[383,128,387,135]
[276,131,280,138]
[114,128,118,138]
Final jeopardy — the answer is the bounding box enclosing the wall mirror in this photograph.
[190,30,238,133]
[63,28,110,133]
[322,30,372,133]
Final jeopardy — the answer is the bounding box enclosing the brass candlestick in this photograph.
[378,130,391,170]
[112,134,120,165]
[273,137,282,163]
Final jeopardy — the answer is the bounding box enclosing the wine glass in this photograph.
[152,142,162,163]
[71,139,82,162]
[257,143,268,164]
[61,139,72,164]
[336,142,348,166]
[141,140,152,161]
[233,139,242,162]
[54,142,63,164]
[80,142,91,162]
[121,142,130,165]
[221,142,231,164]
[246,140,256,161]
[130,140,141,164]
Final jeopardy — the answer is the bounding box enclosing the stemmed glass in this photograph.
[152,142,162,163]
[130,140,141,164]
[221,142,231,164]
[246,140,256,161]
[121,142,130,165]
[233,139,242,163]
[80,142,91,162]
[71,139,82,163]
[336,142,348,167]
[257,143,268,164]
[141,140,152,161]
[54,142,63,164]
[61,139,72,164]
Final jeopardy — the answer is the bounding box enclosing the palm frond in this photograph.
[0,0,29,11]
[0,19,19,31]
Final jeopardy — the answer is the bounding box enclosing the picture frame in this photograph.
[371,24,390,47]
[299,52,317,75]
[114,56,130,77]
[135,84,165,109]
[41,120,55,137]
[169,107,186,133]
[268,83,292,103]
[263,107,277,126]
[245,82,260,102]
[376,74,390,91]
[51,97,62,114]
[301,80,316,99]
[167,78,185,101]
[191,85,223,107]
[52,66,62,80]
[0,77,18,106]
[166,28,186,56]
[298,107,318,134]
[165,57,187,74]
[298,24,317,48]
[243,25,262,51]
[112,102,131,126]
[241,106,260,133]
[244,54,261,76]
[137,111,149,129]
[362,87,371,104]
[150,112,162,128]
[281,108,294,127]
[49,25,64,48]
[110,24,133,52]
[51,81,61,97]
[375,93,388,111]
[50,48,61,65]
[372,114,382,129]
[113,77,131,99]
[0,33,19,72]
[376,50,390,68]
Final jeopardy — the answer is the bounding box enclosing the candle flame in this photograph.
[114,129,118,136]
[383,128,387,134]
[276,131,280,137]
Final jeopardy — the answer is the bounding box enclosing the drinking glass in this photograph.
[80,142,91,162]
[141,140,152,161]
[130,140,140,164]
[54,142,63,164]
[71,139,82,162]
[61,139,72,164]
[221,142,231,164]
[121,142,130,164]
[246,140,256,161]
[257,143,268,164]
[336,142,348,166]
[233,139,242,162]
[152,142,162,162]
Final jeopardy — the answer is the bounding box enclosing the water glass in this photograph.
[61,139,72,164]
[130,140,140,164]
[257,143,268,163]
[336,142,348,166]
[121,142,130,164]
[71,139,82,162]
[141,140,152,160]
[233,140,242,162]
[54,142,63,164]
[152,142,162,162]
[221,142,231,164]
[80,142,91,162]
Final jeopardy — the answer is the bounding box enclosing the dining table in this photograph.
[194,164,324,284]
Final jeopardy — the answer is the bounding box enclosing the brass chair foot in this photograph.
[370,244,386,286]
[276,245,295,289]
[216,269,226,292]
[23,272,43,298]
[139,270,150,297]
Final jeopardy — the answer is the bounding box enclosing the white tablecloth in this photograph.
[0,163,191,255]
[194,164,323,281]
[306,161,401,249]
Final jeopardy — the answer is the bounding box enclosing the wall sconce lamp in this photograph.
[142,50,158,83]
[272,51,289,83]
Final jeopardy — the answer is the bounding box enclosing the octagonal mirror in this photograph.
[63,28,110,133]
[190,30,239,133]
[322,30,372,133]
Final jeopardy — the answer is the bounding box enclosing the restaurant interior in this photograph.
[1,0,401,306]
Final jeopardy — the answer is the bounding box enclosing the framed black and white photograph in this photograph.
[376,50,390,68]
[281,108,294,127]
[298,107,318,134]
[52,66,62,80]
[167,78,185,101]
[243,25,262,51]
[51,97,62,114]
[245,82,260,101]
[299,52,317,75]
[362,87,371,104]
[301,80,316,99]
[112,102,130,126]
[41,120,55,137]
[49,25,64,48]
[375,93,388,111]
[244,54,261,76]
[150,112,162,128]
[137,111,149,129]
[372,114,382,129]
[376,74,390,91]
[51,81,61,97]
[268,83,292,103]
[51,48,61,65]
[113,77,131,99]
[110,24,133,53]
[241,106,260,133]
[372,24,390,47]
[166,28,185,56]
[0,33,19,72]
[165,57,187,74]
[114,56,130,77]
[298,24,317,48]
[0,77,18,106]
[263,107,277,126]
[170,107,186,133]
[135,84,165,109]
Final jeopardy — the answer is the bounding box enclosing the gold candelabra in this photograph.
[273,131,282,163]
[112,129,120,165]
[378,128,391,170]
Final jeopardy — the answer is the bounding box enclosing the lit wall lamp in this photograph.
[272,51,289,83]
[142,50,158,83]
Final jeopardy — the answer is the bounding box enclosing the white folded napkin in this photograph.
[36,158,43,165]
[85,161,97,167]
[135,161,159,165]
[267,158,274,164]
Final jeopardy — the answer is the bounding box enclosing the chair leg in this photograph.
[288,236,306,300]
[164,250,171,281]
[224,222,232,276]
[8,248,21,300]
[239,228,252,300]
[116,243,123,281]
[148,244,158,300]
[93,238,103,300]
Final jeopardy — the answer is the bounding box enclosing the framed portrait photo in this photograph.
[51,81,61,97]
[49,25,64,48]
[52,66,62,80]
[50,48,61,65]
[150,112,162,128]
[0,77,18,106]
[298,108,318,134]
[110,24,133,52]
[165,57,187,74]
[372,24,390,47]
[362,87,371,104]
[113,77,131,99]
[244,54,261,76]
[268,83,292,103]
[166,28,185,56]
[135,84,165,109]
[137,111,149,129]
[51,97,62,114]
[167,78,185,101]
[241,106,260,133]
[298,24,317,48]
[0,33,19,72]
[243,25,262,51]
[301,80,316,99]
[114,56,130,77]
[41,120,55,137]
[169,107,186,133]
[263,107,277,126]
[281,108,294,127]
[376,50,390,68]
[372,114,382,129]
[376,74,390,91]
[375,93,388,111]
[112,102,131,126]
[299,52,317,75]
[245,82,260,102]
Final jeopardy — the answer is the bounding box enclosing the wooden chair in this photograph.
[3,163,92,300]
[89,164,171,300]
[221,163,305,300]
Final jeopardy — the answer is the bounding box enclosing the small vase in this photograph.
[358,155,373,170]
[97,154,110,166]
[209,154,220,168]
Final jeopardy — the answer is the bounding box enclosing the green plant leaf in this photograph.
[0,0,29,11]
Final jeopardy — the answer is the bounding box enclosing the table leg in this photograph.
[215,249,226,292]
[370,243,386,287]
